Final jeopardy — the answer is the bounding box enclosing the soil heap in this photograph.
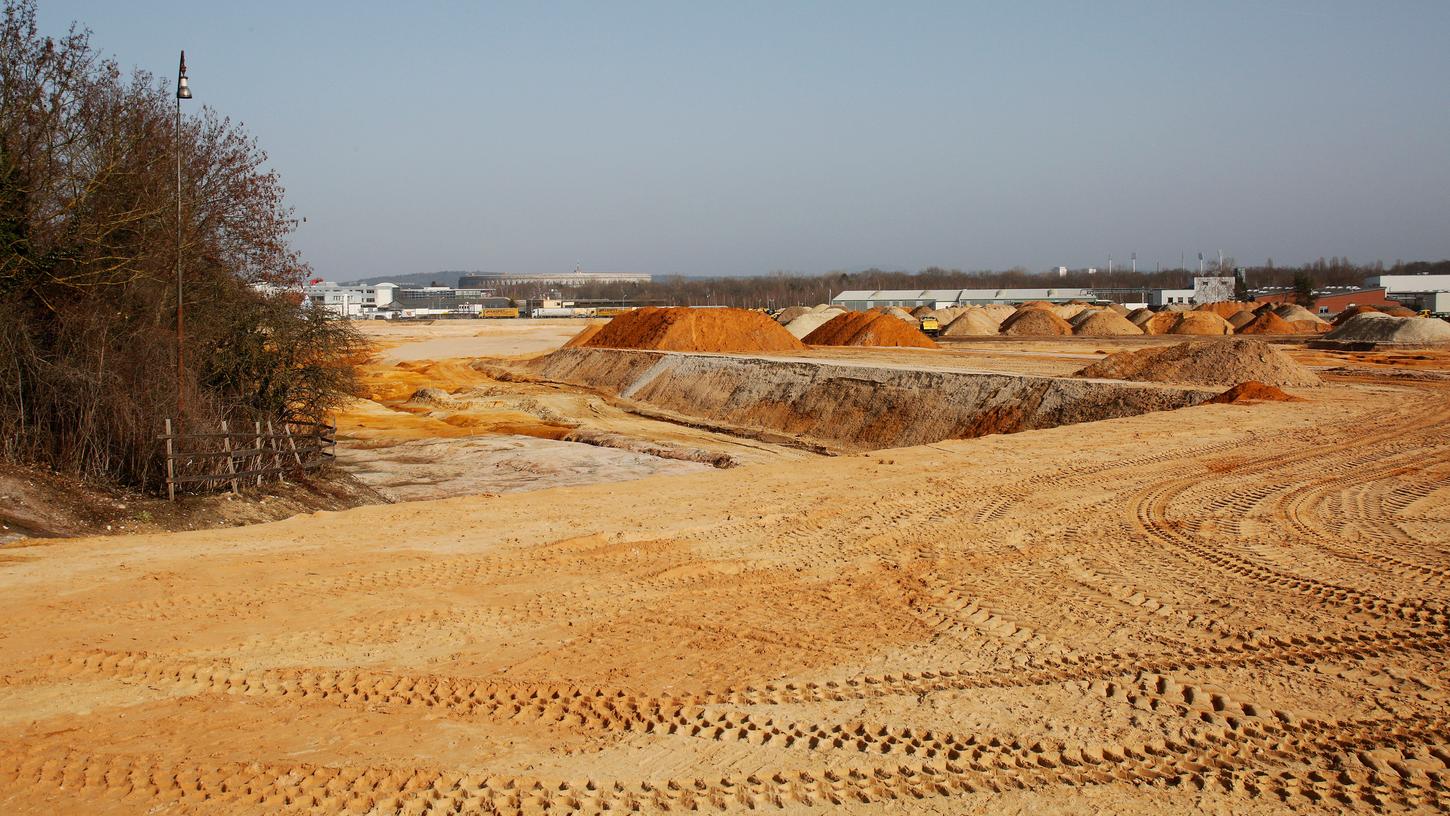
[562,322,606,348]
[1236,310,1299,335]
[1126,307,1156,327]
[883,306,920,326]
[1382,306,1419,317]
[1196,301,1255,319]
[1072,310,1143,336]
[1331,304,1381,326]
[980,304,1017,322]
[580,306,807,353]
[1075,338,1321,387]
[1140,311,1181,335]
[1108,303,1131,315]
[1324,313,1450,344]
[773,306,811,325]
[909,305,937,318]
[1001,308,1073,336]
[783,309,845,339]
[1207,381,1306,405]
[1168,312,1235,335]
[1273,304,1327,325]
[1227,310,1258,330]
[804,311,937,347]
[940,309,1001,337]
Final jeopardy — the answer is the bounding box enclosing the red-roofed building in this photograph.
[1255,287,1400,316]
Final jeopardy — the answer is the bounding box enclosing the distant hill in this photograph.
[339,271,460,287]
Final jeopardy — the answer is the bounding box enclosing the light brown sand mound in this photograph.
[582,307,807,352]
[1053,303,1090,320]
[1324,314,1450,344]
[1075,338,1321,387]
[783,309,844,339]
[1227,310,1257,329]
[884,306,920,326]
[1332,304,1380,326]
[1001,309,1073,336]
[1108,303,1130,315]
[939,309,1002,337]
[1272,304,1328,324]
[1073,310,1144,336]
[932,306,966,325]
[1382,306,1419,317]
[803,311,938,347]
[1168,311,1235,335]
[1237,311,1299,335]
[1208,381,1306,404]
[1126,307,1156,327]
[562,321,606,348]
[909,305,937,318]
[1140,311,1181,335]
[773,306,810,325]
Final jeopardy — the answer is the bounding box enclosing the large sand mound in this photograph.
[1168,311,1235,335]
[1273,304,1327,325]
[1126,307,1156,327]
[1140,311,1181,335]
[1237,310,1299,335]
[883,306,919,326]
[1001,308,1073,336]
[782,309,843,339]
[909,305,937,318]
[773,306,810,325]
[1227,310,1257,329]
[1324,313,1450,344]
[1332,304,1381,326]
[1075,338,1321,387]
[1072,310,1143,336]
[939,309,1001,337]
[581,306,807,353]
[803,311,938,347]
[1195,301,1255,319]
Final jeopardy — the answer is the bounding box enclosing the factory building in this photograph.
[1364,274,1450,311]
[303,281,397,317]
[831,288,1097,311]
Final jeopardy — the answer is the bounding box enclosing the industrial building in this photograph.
[1364,274,1450,311]
[303,281,397,317]
[455,271,652,288]
[1255,287,1400,315]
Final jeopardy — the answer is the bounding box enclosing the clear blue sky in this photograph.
[40,1,1450,278]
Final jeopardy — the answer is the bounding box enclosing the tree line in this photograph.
[0,1,361,489]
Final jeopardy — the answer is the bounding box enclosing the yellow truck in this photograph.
[919,315,941,337]
[479,307,519,319]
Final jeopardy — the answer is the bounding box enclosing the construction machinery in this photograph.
[919,315,941,337]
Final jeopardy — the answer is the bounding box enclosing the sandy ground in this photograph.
[1,326,1448,813]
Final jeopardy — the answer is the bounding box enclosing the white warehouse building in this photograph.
[304,281,397,317]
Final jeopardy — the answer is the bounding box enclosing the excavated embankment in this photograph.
[529,348,1213,452]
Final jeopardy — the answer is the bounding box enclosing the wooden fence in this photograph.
[159,418,336,500]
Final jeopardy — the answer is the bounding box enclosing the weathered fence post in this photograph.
[254,421,264,487]
[283,422,304,467]
[164,418,176,502]
[221,419,239,495]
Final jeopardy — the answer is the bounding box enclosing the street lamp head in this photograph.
[177,50,192,100]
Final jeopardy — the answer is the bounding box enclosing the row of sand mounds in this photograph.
[579,307,807,353]
[940,309,1001,337]
[1324,313,1450,344]
[803,310,938,348]
[1075,338,1321,387]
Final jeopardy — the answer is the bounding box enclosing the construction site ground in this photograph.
[3,318,1449,814]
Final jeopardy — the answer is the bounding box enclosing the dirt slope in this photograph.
[1,368,1446,815]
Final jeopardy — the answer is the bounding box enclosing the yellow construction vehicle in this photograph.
[919,315,941,337]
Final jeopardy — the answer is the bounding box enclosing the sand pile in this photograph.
[581,306,807,353]
[1324,313,1450,344]
[1331,304,1380,326]
[1237,310,1299,335]
[909,305,937,318]
[1053,303,1090,320]
[940,309,1001,337]
[1001,309,1073,336]
[933,306,966,324]
[1107,303,1131,315]
[1207,381,1306,405]
[883,306,920,326]
[562,321,606,348]
[1168,312,1235,335]
[1126,307,1156,327]
[1075,338,1321,387]
[1073,310,1144,336]
[1140,311,1181,335]
[783,309,844,339]
[803,311,937,347]
[1382,306,1418,317]
[773,306,810,325]
[1196,301,1254,319]
[1273,304,1327,325]
[1227,310,1257,329]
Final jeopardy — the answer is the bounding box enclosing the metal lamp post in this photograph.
[175,51,192,418]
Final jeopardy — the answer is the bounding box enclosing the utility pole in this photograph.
[1131,252,1136,274]
[175,51,192,419]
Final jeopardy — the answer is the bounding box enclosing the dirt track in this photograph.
[2,333,1449,814]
